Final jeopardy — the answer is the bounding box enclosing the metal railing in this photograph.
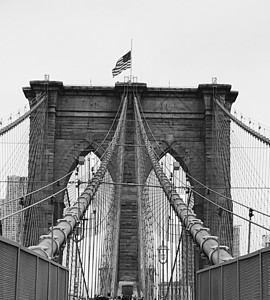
[197,247,270,300]
[0,236,68,300]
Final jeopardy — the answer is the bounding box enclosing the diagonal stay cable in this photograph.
[134,95,233,265]
[28,95,128,259]
[1,92,125,207]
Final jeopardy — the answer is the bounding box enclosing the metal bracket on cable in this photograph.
[175,205,187,213]
[64,212,80,223]
[178,207,195,215]
[39,234,61,255]
[194,227,210,241]
[172,198,182,206]
[57,218,72,226]
[209,245,230,263]
[186,218,203,231]
[200,235,219,250]
[49,226,68,245]
[57,219,73,234]
[182,213,197,224]
[67,205,82,215]
[210,245,229,251]
[221,256,233,262]
[28,245,50,259]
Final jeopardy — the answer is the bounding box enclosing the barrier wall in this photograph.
[0,236,68,300]
[197,247,270,300]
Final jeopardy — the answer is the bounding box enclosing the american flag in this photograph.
[112,51,131,77]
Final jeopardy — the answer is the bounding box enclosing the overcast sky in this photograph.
[1,0,270,130]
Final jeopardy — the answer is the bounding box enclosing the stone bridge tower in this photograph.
[23,80,238,295]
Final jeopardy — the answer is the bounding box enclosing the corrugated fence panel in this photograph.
[58,267,68,300]
[197,248,270,300]
[36,258,49,300]
[210,266,222,300]
[198,269,210,300]
[223,261,238,300]
[239,255,260,300]
[262,251,270,299]
[17,250,37,300]
[0,236,68,300]
[0,240,18,300]
[48,264,58,300]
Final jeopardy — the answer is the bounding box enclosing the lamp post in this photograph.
[157,241,169,299]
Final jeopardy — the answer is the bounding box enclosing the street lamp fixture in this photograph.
[157,241,169,264]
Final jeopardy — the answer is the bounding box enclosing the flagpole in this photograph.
[130,39,133,82]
